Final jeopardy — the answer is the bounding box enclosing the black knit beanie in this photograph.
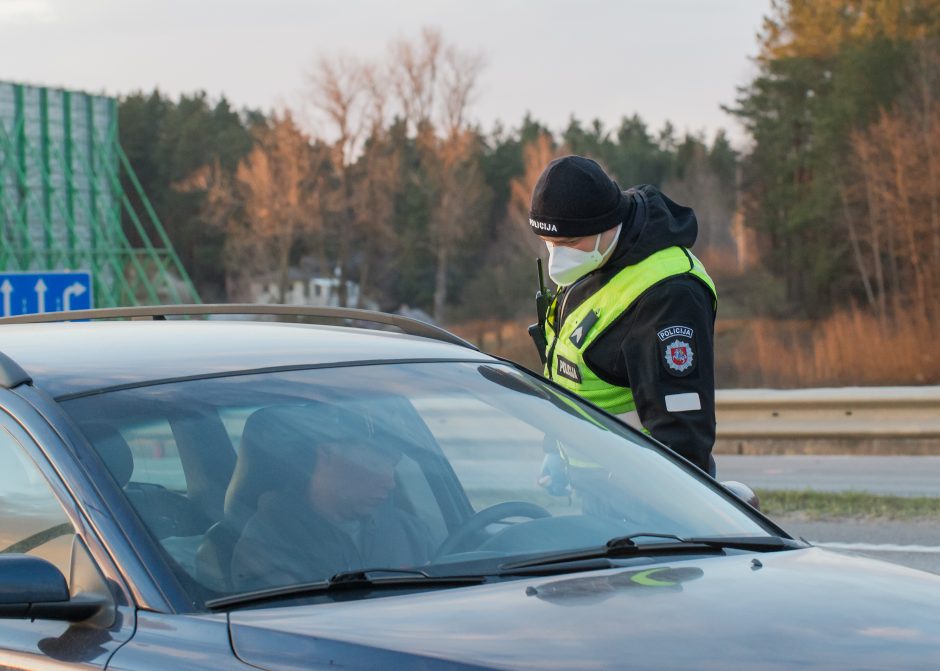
[528,155,626,238]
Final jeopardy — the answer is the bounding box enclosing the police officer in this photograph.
[529,155,717,475]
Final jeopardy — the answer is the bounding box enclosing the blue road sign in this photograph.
[0,271,94,317]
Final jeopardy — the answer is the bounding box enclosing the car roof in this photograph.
[1,320,492,398]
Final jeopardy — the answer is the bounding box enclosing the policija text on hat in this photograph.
[528,155,718,476]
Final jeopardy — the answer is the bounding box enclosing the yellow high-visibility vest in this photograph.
[544,246,717,415]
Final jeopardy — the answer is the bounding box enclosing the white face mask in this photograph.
[546,224,621,286]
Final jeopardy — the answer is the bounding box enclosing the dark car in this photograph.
[1,305,939,670]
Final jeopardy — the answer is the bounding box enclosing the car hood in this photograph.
[228,548,940,671]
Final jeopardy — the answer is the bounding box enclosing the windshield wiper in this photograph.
[500,533,805,572]
[207,568,487,611]
[608,533,805,553]
[683,535,806,551]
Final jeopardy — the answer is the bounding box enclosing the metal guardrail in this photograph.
[716,387,940,440]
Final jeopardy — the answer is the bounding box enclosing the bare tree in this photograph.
[361,63,390,133]
[848,97,940,324]
[351,66,401,308]
[307,52,412,308]
[309,54,367,168]
[232,112,320,302]
[912,38,940,272]
[662,139,739,275]
[387,29,488,321]
[425,128,487,322]
[175,159,254,300]
[308,54,369,305]
[303,28,486,319]
[389,27,443,132]
[509,132,560,260]
[440,45,485,135]
[180,115,320,303]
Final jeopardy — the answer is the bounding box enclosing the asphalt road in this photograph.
[715,454,940,497]
[775,517,940,576]
[452,454,940,576]
[715,455,940,575]
[456,455,940,498]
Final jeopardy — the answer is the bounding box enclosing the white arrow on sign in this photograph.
[34,279,48,314]
[63,282,87,311]
[0,280,11,317]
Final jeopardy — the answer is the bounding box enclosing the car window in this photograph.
[218,407,256,452]
[121,419,187,492]
[60,361,772,604]
[412,394,562,514]
[0,425,75,581]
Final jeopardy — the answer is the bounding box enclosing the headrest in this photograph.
[223,403,398,524]
[79,423,134,488]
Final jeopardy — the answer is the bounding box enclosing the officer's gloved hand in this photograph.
[537,451,571,497]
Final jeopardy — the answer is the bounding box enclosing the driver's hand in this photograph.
[537,452,571,496]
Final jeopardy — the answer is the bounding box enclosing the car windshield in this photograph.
[61,361,772,604]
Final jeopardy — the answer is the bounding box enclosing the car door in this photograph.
[0,408,136,669]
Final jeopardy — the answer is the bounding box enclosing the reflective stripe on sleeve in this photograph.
[664,392,702,412]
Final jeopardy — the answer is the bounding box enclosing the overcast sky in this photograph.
[0,0,770,147]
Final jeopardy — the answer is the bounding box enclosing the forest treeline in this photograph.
[732,0,940,323]
[119,1,940,385]
[119,28,736,324]
[720,0,940,386]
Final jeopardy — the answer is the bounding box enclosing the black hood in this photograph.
[611,184,698,269]
[550,184,700,324]
[228,549,940,671]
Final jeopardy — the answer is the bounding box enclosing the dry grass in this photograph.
[450,303,940,388]
[717,304,940,387]
[449,319,544,372]
[758,490,940,521]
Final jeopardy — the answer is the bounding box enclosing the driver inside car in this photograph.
[230,404,435,592]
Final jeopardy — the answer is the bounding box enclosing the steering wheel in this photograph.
[436,501,552,558]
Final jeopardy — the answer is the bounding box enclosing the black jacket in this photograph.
[550,185,716,473]
[231,492,435,592]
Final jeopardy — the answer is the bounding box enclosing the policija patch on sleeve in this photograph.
[657,325,696,377]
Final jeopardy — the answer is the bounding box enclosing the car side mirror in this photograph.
[0,555,107,622]
[721,481,760,511]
